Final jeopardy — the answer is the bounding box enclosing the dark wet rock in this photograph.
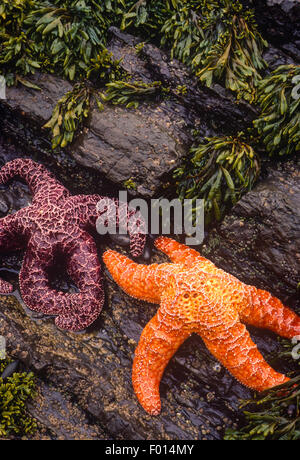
[108,27,257,132]
[0,26,265,198]
[0,360,19,380]
[0,74,197,198]
[0,194,9,214]
[245,0,300,62]
[202,159,300,312]
[263,47,295,71]
[28,380,108,440]
[1,24,297,197]
[0,125,108,200]
[3,73,72,124]
[2,69,198,198]
[75,102,189,197]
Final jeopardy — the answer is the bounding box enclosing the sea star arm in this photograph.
[19,232,104,331]
[0,213,26,293]
[133,299,190,415]
[200,320,289,392]
[240,288,300,340]
[0,159,69,200]
[58,231,104,331]
[103,250,164,303]
[19,245,65,316]
[155,237,208,266]
[70,196,146,257]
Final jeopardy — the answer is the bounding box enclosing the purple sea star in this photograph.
[0,158,146,331]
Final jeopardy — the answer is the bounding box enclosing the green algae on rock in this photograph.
[253,64,300,157]
[174,133,260,224]
[0,0,268,148]
[161,0,268,102]
[225,344,300,441]
[0,358,37,438]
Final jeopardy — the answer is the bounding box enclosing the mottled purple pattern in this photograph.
[0,159,146,331]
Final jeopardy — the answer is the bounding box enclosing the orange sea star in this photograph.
[103,237,300,415]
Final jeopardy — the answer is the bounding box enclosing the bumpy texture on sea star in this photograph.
[103,237,300,415]
[0,159,146,331]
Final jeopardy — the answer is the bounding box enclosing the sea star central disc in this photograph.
[103,237,300,415]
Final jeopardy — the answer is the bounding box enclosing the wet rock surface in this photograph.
[75,102,188,197]
[0,138,298,440]
[0,26,262,198]
[2,74,72,124]
[0,270,291,441]
[0,24,297,197]
[248,0,300,62]
[107,27,257,132]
